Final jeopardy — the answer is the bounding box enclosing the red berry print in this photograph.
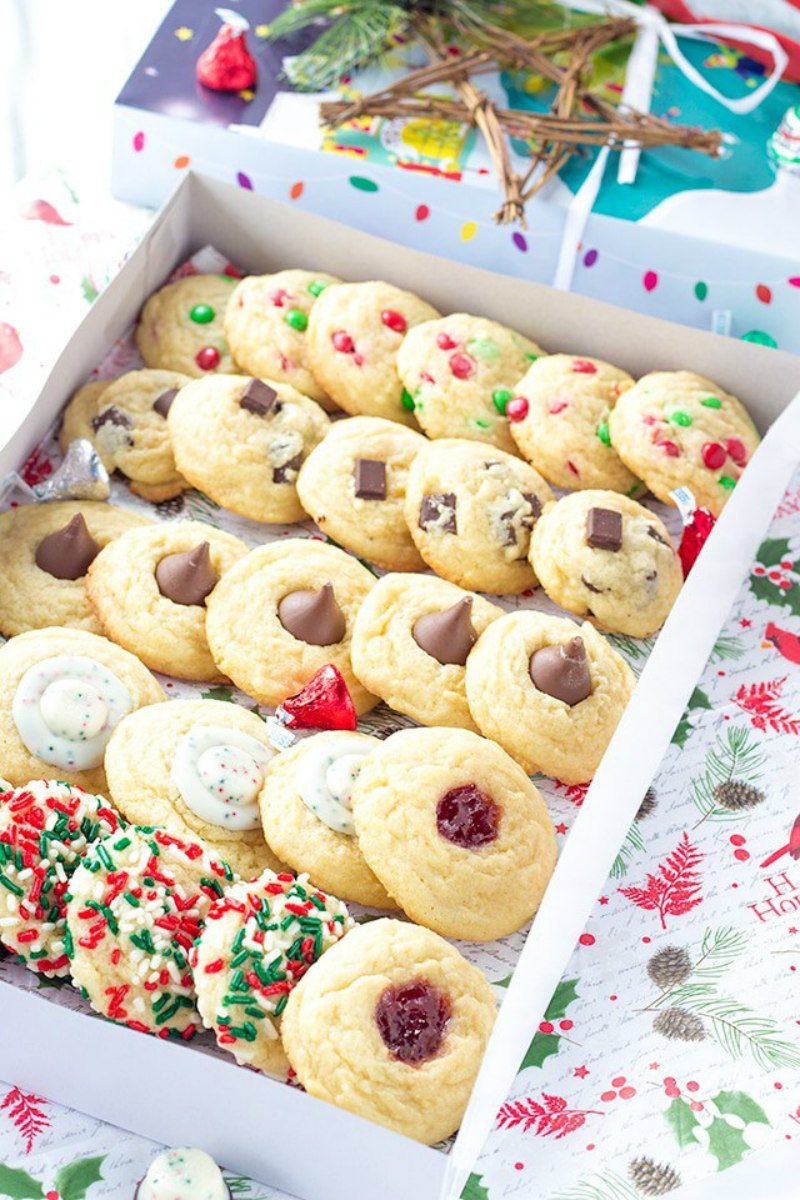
[449,352,475,380]
[381,309,407,334]
[702,442,726,469]
[579,932,595,947]
[572,359,597,375]
[506,396,529,423]
[195,346,220,371]
[437,331,458,351]
[726,437,747,465]
[332,331,355,354]
[539,1020,554,1034]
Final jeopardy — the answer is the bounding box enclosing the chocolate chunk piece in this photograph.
[354,458,386,500]
[239,379,278,417]
[153,388,178,418]
[34,513,100,580]
[521,492,542,526]
[412,598,477,666]
[419,493,457,535]
[529,636,592,706]
[586,507,622,551]
[155,542,218,606]
[273,453,303,485]
[581,575,603,594]
[91,405,131,432]
[647,525,668,546]
[278,582,345,646]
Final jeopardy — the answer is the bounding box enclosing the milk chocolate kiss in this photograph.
[412,598,477,666]
[278,582,345,646]
[529,636,592,706]
[155,543,218,606]
[35,513,100,580]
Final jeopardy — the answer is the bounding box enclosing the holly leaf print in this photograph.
[664,1096,699,1150]
[671,687,712,749]
[0,1086,50,1153]
[462,1173,490,1200]
[756,537,792,569]
[619,833,702,928]
[705,1117,749,1170]
[714,1090,769,1126]
[515,978,579,1071]
[0,1164,44,1199]
[733,678,800,735]
[55,1155,106,1200]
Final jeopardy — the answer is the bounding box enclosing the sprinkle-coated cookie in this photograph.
[305,281,440,427]
[135,273,238,377]
[608,370,760,517]
[465,611,636,782]
[508,353,640,492]
[191,870,353,1074]
[60,369,191,502]
[85,521,248,681]
[530,490,682,637]
[404,438,553,594]
[205,539,377,715]
[0,627,165,794]
[66,825,235,1038]
[396,312,543,451]
[259,731,394,908]
[281,917,496,1144]
[296,416,427,571]
[168,375,330,524]
[225,269,342,409]
[105,700,281,881]
[350,726,556,941]
[0,501,151,638]
[0,781,123,977]
[350,574,501,731]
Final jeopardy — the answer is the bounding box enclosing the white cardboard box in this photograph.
[2,173,800,1200]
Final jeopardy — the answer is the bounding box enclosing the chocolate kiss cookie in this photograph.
[412,598,477,666]
[529,637,592,706]
[278,582,346,646]
[34,513,101,581]
[155,543,218,606]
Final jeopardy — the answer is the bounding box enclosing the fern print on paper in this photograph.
[496,1093,602,1139]
[690,725,766,827]
[618,833,702,929]
[0,1088,49,1155]
[732,677,800,735]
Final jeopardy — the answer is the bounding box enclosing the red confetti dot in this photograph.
[609,994,618,1001]
[619,1087,636,1099]
[702,441,726,469]
[49,274,60,284]
[133,131,145,152]
[195,346,220,371]
[539,1020,554,1034]
[449,352,475,379]
[506,396,530,423]
[775,1082,784,1090]
[756,283,772,304]
[726,437,747,465]
[642,936,651,943]
[579,933,595,946]
[643,270,658,292]
[601,1090,617,1102]
[514,1163,524,1171]
[290,181,304,200]
[789,278,800,288]
[332,331,354,354]
[612,1076,626,1087]
[587,1143,595,1151]
[730,834,746,846]
[382,309,407,334]
[415,204,430,221]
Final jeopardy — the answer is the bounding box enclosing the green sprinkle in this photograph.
[155,1000,182,1026]
[114,837,132,850]
[232,928,245,953]
[473,418,490,429]
[230,949,250,968]
[123,892,140,908]
[308,279,328,297]
[719,475,736,490]
[189,303,215,325]
[492,388,511,415]
[701,396,722,409]
[96,845,114,871]
[668,410,692,427]
[230,970,247,992]
[274,994,289,1017]
[0,874,24,896]
[401,388,415,412]
[285,308,308,332]
[596,420,611,446]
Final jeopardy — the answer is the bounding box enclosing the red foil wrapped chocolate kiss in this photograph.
[196,10,258,93]
[275,664,357,731]
[672,487,716,578]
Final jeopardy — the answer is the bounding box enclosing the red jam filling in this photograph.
[436,784,500,848]
[375,979,451,1064]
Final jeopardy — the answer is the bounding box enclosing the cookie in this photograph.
[191,870,352,1075]
[0,781,123,977]
[0,627,165,794]
[168,375,330,524]
[225,270,342,409]
[205,539,377,715]
[281,917,496,1144]
[608,370,760,517]
[104,699,281,880]
[404,438,553,594]
[305,281,440,427]
[66,825,234,1037]
[137,1149,228,1200]
[85,522,247,681]
[60,369,190,502]
[508,353,641,493]
[259,731,394,908]
[135,273,238,376]
[0,501,151,638]
[351,574,501,731]
[396,313,543,452]
[465,612,636,782]
[530,490,682,636]
[296,417,427,571]
[350,726,556,941]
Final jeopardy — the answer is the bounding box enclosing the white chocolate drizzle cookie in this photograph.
[172,724,272,832]
[136,1148,229,1200]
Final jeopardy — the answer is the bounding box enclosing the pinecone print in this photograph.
[647,946,691,988]
[652,1007,705,1042]
[629,1157,682,1196]
[713,779,765,812]
[153,495,185,518]
[636,787,657,820]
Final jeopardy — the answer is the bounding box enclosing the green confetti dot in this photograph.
[308,279,328,297]
[492,388,511,414]
[701,396,722,409]
[189,303,215,325]
[285,308,308,332]
[719,475,737,491]
[694,281,708,301]
[349,175,379,193]
[596,420,611,446]
[401,388,415,412]
[669,410,692,427]
[742,330,778,349]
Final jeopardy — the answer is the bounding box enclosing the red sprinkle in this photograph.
[17,929,37,943]
[702,441,726,469]
[381,309,407,334]
[332,331,354,354]
[449,352,475,380]
[195,346,220,371]
[572,359,597,374]
[506,396,529,423]
[204,958,225,974]
[726,437,747,465]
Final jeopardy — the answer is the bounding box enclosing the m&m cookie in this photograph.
[136,274,238,377]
